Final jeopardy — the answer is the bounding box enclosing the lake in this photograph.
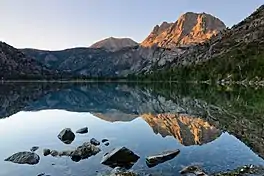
[0,83,263,176]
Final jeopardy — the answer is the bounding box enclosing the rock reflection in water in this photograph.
[142,113,221,146]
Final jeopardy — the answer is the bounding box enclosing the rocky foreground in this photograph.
[4,126,264,176]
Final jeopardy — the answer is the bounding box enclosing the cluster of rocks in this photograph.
[108,165,264,176]
[5,127,260,176]
[4,127,182,173]
[213,165,264,176]
[43,142,101,162]
[42,127,111,162]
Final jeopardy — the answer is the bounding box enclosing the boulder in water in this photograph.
[102,139,109,143]
[50,150,59,157]
[180,165,208,175]
[146,149,180,168]
[43,149,51,156]
[70,142,101,162]
[76,127,88,134]
[90,138,100,146]
[58,128,75,144]
[5,152,40,165]
[30,146,39,152]
[101,147,140,169]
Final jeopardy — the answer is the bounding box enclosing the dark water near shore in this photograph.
[0,83,264,176]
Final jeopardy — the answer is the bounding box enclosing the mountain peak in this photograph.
[90,37,138,52]
[141,12,226,48]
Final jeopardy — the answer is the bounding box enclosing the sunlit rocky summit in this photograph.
[141,12,226,48]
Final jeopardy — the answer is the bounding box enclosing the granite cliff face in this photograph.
[0,42,53,79]
[90,37,138,52]
[141,12,226,48]
[142,5,264,80]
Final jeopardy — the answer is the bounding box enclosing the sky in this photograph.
[0,0,263,50]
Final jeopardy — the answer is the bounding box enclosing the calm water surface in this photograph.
[0,83,263,176]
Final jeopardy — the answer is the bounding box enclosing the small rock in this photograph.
[51,150,59,157]
[146,149,180,168]
[105,142,110,146]
[37,173,45,176]
[180,165,208,175]
[90,138,100,146]
[43,149,51,156]
[58,128,75,144]
[5,152,40,165]
[37,173,50,176]
[194,171,207,176]
[102,139,109,143]
[76,127,88,134]
[110,167,138,176]
[30,146,39,152]
[101,147,140,169]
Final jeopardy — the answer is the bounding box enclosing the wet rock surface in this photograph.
[70,142,101,162]
[37,173,51,176]
[43,149,51,156]
[30,146,39,152]
[213,165,264,176]
[58,128,75,144]
[76,127,88,134]
[43,142,101,162]
[180,165,208,175]
[102,139,109,143]
[101,147,140,169]
[4,152,40,165]
[90,138,100,146]
[50,150,59,157]
[146,149,180,168]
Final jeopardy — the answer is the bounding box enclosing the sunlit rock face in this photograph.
[141,12,226,48]
[141,113,221,146]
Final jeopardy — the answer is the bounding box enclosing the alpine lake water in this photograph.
[0,82,264,176]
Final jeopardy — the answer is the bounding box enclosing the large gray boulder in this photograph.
[58,128,75,144]
[101,147,140,169]
[146,149,180,168]
[5,152,40,165]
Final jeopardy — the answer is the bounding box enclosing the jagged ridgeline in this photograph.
[140,5,264,82]
[3,5,264,81]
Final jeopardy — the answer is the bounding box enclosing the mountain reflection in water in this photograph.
[142,113,221,146]
[0,82,264,176]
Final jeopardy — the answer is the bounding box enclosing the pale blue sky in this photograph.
[0,0,263,50]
